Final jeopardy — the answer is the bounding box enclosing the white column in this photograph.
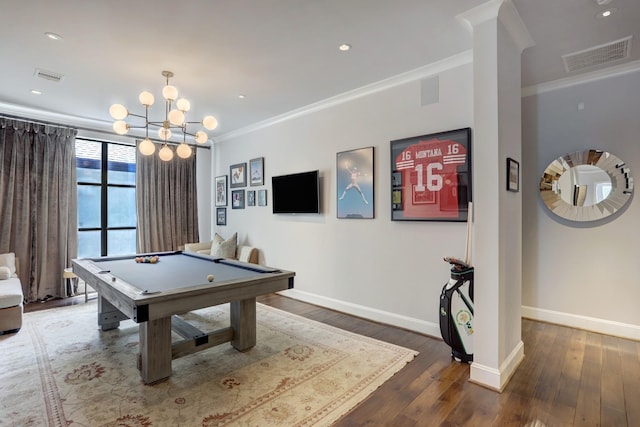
[458,0,533,391]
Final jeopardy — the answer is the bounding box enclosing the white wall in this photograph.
[204,45,640,353]
[522,69,640,338]
[211,62,473,335]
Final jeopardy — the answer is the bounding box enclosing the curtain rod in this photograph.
[0,114,211,150]
[0,114,78,131]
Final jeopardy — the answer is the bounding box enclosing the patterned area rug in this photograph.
[1,301,417,426]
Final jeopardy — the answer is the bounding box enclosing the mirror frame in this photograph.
[539,149,634,222]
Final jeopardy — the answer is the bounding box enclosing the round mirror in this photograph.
[540,149,633,222]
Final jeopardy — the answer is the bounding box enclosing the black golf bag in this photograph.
[439,259,474,363]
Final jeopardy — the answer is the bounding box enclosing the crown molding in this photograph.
[456,0,503,29]
[215,50,473,143]
[498,1,534,53]
[457,0,533,53]
[522,59,640,97]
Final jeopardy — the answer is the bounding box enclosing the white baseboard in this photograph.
[280,291,640,342]
[278,289,441,338]
[470,340,525,392]
[522,306,640,341]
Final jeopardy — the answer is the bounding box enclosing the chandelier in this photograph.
[109,70,218,161]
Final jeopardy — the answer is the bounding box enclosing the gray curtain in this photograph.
[136,144,199,253]
[0,118,78,302]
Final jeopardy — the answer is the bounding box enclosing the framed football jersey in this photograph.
[390,128,471,221]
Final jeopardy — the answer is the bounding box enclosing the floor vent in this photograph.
[562,36,632,73]
[34,68,64,83]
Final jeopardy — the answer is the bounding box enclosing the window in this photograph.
[76,139,136,258]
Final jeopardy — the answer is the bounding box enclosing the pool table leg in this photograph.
[138,317,172,384]
[98,295,126,331]
[230,297,256,351]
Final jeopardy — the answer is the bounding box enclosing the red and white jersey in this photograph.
[394,138,467,219]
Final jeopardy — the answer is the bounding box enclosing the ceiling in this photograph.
[0,0,638,142]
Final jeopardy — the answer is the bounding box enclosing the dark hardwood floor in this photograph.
[25,293,640,426]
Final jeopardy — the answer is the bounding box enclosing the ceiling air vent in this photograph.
[34,68,64,83]
[562,36,632,73]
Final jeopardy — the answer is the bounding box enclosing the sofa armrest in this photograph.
[237,246,258,264]
[184,241,212,253]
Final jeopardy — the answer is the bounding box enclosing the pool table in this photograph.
[72,251,295,384]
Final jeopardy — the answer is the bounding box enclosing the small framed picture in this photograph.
[231,189,245,209]
[230,163,247,188]
[507,157,519,192]
[392,189,402,211]
[247,190,256,206]
[216,208,226,225]
[215,175,227,206]
[249,157,264,186]
[258,189,267,206]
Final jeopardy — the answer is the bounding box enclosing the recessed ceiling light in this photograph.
[31,89,42,95]
[597,8,617,18]
[45,32,63,41]
[238,94,246,99]
[338,43,351,52]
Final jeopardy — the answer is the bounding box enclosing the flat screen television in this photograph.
[272,170,320,214]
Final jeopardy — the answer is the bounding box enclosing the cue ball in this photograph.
[207,274,214,282]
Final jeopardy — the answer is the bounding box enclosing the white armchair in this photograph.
[0,253,23,334]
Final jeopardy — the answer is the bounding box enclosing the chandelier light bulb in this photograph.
[158,127,172,141]
[176,98,190,112]
[109,104,128,120]
[195,131,208,144]
[139,91,155,106]
[138,138,156,156]
[113,120,129,135]
[202,115,218,130]
[138,138,155,156]
[176,143,192,159]
[159,145,174,161]
[168,109,185,126]
[162,85,178,101]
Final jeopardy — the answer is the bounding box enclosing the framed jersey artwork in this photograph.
[390,127,471,222]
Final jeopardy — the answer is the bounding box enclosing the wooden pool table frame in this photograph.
[72,252,295,384]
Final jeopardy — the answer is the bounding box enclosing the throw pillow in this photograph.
[210,232,237,259]
[0,252,16,276]
[0,266,10,280]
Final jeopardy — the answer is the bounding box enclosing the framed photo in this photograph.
[390,127,471,222]
[392,189,402,207]
[216,208,226,225]
[215,175,227,206]
[231,189,245,209]
[336,147,374,219]
[258,189,267,206]
[507,157,519,192]
[230,163,247,188]
[247,190,256,206]
[249,157,264,186]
